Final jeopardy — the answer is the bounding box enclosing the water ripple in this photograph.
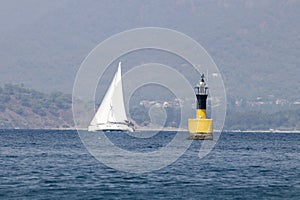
[0,130,299,199]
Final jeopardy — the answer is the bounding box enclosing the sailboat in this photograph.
[88,62,135,132]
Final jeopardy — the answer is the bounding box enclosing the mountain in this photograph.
[0,84,299,130]
[0,0,299,106]
[0,84,73,129]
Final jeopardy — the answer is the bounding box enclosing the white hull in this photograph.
[88,124,134,132]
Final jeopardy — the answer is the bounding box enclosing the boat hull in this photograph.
[88,124,134,132]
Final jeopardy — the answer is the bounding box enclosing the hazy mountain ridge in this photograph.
[0,0,299,103]
[0,84,73,129]
[0,84,299,130]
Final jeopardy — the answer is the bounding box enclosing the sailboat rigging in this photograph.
[88,62,135,132]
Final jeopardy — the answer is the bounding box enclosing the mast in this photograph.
[88,62,134,132]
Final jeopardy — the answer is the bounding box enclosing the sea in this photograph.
[0,129,299,199]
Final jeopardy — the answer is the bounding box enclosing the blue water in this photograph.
[0,130,299,199]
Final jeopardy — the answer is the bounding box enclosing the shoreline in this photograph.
[1,128,300,133]
[225,129,300,134]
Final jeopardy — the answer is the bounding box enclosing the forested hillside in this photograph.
[0,84,299,130]
[0,84,73,129]
[224,109,300,131]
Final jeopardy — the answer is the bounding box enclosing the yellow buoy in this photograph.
[188,74,213,140]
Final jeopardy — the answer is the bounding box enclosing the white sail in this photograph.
[88,62,134,132]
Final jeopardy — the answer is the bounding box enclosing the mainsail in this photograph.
[88,62,134,132]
